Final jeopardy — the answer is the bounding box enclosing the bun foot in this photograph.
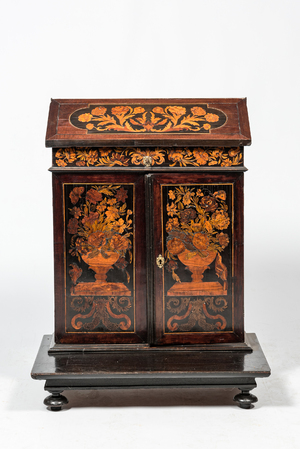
[234,389,258,409]
[44,392,68,411]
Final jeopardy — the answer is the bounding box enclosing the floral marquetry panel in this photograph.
[53,173,147,344]
[69,104,227,134]
[65,183,135,331]
[53,147,243,168]
[152,172,244,345]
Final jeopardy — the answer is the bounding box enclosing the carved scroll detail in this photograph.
[70,296,132,332]
[166,297,228,332]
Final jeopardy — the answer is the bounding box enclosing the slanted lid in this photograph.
[46,98,251,148]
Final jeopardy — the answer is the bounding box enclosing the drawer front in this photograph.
[53,146,243,169]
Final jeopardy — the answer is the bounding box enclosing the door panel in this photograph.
[53,173,147,344]
[152,173,244,345]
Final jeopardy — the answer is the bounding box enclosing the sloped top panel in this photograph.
[46,98,251,147]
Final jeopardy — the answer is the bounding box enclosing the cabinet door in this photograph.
[53,173,147,344]
[151,173,244,345]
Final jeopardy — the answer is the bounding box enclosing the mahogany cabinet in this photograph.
[31,99,270,410]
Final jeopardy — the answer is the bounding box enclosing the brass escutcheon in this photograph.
[156,254,165,268]
[142,156,152,167]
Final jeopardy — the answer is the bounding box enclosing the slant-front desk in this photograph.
[31,99,270,410]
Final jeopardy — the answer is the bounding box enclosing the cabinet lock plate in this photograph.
[156,254,165,268]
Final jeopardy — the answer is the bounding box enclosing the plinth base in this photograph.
[31,333,270,411]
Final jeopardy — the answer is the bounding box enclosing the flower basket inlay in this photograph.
[66,184,133,297]
[164,186,230,297]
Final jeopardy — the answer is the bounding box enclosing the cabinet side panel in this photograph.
[233,173,244,340]
[53,174,65,342]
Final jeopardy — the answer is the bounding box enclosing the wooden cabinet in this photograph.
[31,99,270,410]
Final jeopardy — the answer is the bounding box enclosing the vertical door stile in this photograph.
[151,174,165,345]
[145,174,155,345]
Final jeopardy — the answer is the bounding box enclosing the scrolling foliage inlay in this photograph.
[69,104,227,134]
[167,297,228,332]
[54,147,243,168]
[70,296,132,332]
[64,183,135,333]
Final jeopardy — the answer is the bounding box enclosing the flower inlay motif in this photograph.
[54,147,243,168]
[69,104,227,134]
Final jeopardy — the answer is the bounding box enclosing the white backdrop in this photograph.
[1,1,299,448]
